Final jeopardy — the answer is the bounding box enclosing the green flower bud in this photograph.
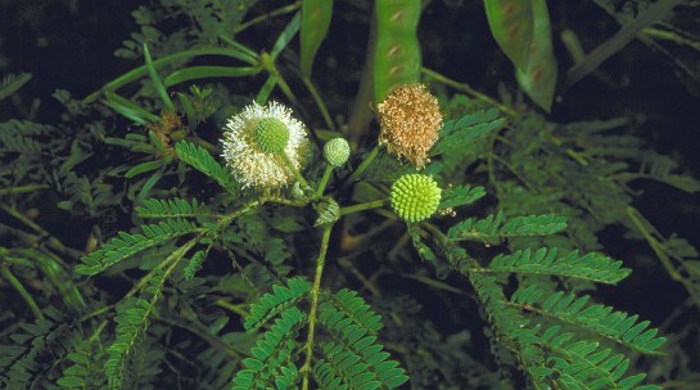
[323,137,350,167]
[390,174,442,223]
[255,117,290,153]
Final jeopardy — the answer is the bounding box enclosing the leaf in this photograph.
[483,247,631,284]
[244,278,311,331]
[514,286,667,355]
[75,219,202,276]
[136,198,209,219]
[103,91,160,125]
[163,66,260,88]
[143,43,175,111]
[449,211,567,243]
[431,108,506,156]
[439,185,486,209]
[0,73,32,101]
[175,141,238,193]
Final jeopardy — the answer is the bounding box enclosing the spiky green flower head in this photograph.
[390,173,442,223]
[323,137,350,167]
[222,101,308,188]
[255,117,290,153]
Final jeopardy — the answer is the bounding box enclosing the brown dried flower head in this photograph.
[377,83,443,168]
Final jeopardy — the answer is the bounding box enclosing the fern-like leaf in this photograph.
[0,72,32,101]
[511,286,667,355]
[175,141,238,193]
[479,247,631,284]
[232,307,305,390]
[540,326,660,390]
[439,184,486,209]
[317,290,409,389]
[448,211,568,243]
[75,218,202,276]
[136,197,209,219]
[243,277,311,331]
[431,108,506,156]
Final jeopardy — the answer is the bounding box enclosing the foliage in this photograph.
[1,1,699,389]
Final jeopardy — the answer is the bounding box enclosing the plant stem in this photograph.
[1,264,45,321]
[303,77,336,132]
[345,145,379,186]
[233,1,302,34]
[339,199,387,216]
[279,150,311,191]
[300,224,334,389]
[0,184,49,195]
[421,67,517,118]
[315,164,334,198]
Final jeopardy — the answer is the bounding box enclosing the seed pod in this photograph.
[484,0,557,111]
[300,0,334,77]
[373,0,422,104]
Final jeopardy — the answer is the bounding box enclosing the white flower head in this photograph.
[222,101,309,188]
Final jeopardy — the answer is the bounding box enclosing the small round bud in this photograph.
[255,117,290,153]
[390,174,442,223]
[323,138,351,167]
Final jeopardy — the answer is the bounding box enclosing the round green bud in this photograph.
[255,117,290,153]
[323,137,350,167]
[390,174,442,223]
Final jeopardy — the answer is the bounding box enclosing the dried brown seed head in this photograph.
[377,84,443,168]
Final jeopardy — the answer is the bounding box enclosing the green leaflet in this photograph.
[300,0,334,77]
[0,72,32,101]
[373,0,422,104]
[484,0,557,111]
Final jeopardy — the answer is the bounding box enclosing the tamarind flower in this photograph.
[390,173,442,223]
[377,84,443,168]
[221,101,308,188]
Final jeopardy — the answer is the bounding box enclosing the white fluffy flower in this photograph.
[221,101,308,188]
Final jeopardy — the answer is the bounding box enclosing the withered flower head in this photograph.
[377,84,443,168]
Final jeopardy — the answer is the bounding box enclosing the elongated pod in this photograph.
[485,0,557,111]
[373,0,422,104]
[300,0,334,77]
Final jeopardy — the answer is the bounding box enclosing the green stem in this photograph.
[279,150,311,190]
[83,46,258,103]
[233,1,302,34]
[303,77,336,132]
[315,164,334,198]
[339,199,388,216]
[626,207,700,309]
[1,264,45,321]
[421,67,517,118]
[300,224,334,389]
[0,184,49,195]
[345,145,380,186]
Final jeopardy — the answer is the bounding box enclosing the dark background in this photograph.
[1,0,699,339]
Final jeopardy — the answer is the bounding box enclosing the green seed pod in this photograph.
[484,0,557,111]
[373,0,422,104]
[254,117,290,153]
[390,174,442,223]
[323,137,351,167]
[300,0,334,77]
